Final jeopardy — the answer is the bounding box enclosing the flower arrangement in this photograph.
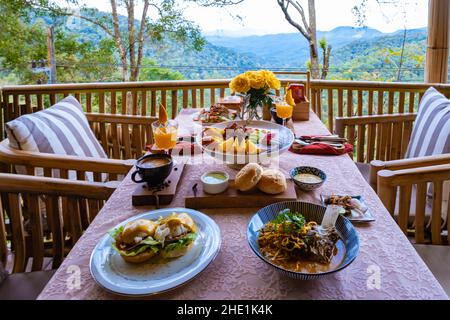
[229,70,281,120]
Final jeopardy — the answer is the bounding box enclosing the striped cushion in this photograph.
[5,96,107,180]
[405,87,450,221]
[406,87,450,158]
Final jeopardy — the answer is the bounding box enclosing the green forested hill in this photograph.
[0,7,433,84]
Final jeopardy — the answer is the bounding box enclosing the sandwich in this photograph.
[154,213,197,258]
[109,219,161,263]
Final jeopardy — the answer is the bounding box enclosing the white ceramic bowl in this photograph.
[201,171,229,194]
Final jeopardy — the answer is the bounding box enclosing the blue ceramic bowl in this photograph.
[247,201,360,280]
[290,166,327,191]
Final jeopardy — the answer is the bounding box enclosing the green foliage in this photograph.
[139,58,184,81]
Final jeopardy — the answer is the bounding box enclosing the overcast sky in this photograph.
[75,0,428,35]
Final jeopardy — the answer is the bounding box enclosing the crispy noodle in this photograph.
[258,220,318,272]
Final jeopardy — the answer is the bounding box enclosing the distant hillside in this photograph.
[206,27,385,68]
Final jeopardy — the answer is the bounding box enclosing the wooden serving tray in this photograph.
[132,163,185,207]
[185,179,297,209]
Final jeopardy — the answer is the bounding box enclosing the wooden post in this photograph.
[425,0,450,83]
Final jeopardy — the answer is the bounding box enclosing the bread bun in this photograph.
[161,242,194,259]
[121,249,158,264]
[234,163,263,191]
[120,219,158,244]
[257,169,287,194]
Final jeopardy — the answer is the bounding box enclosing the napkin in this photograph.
[290,135,353,156]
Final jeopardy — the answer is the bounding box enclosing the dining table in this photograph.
[38,109,449,300]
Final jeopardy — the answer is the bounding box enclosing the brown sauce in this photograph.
[272,240,346,274]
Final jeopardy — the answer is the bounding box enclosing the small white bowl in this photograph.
[201,171,229,194]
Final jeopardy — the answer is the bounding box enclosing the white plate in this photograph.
[197,120,295,165]
[89,208,221,296]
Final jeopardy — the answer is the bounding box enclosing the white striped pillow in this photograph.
[405,87,450,158]
[5,96,107,180]
[405,87,450,220]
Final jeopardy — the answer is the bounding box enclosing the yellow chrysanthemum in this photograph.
[248,73,266,90]
[259,70,281,90]
[229,74,251,93]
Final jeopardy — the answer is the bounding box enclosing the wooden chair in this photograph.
[0,112,158,182]
[336,113,450,295]
[0,173,116,272]
[0,173,115,299]
[335,113,450,237]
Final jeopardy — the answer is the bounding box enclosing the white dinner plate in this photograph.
[89,208,221,296]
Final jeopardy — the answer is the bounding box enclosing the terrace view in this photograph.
[0,0,449,305]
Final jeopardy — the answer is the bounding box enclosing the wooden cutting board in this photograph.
[132,163,185,207]
[185,179,298,209]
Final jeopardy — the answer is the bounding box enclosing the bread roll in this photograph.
[122,250,158,264]
[234,163,263,191]
[257,169,287,194]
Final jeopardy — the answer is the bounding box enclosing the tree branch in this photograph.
[277,0,310,40]
[110,0,129,81]
[135,0,150,81]
[290,0,310,33]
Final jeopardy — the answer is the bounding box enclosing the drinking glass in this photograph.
[152,119,178,153]
[275,101,293,127]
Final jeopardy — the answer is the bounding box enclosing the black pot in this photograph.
[270,107,291,125]
[131,154,173,187]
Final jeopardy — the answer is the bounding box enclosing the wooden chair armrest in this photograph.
[376,164,450,218]
[0,173,116,200]
[370,154,450,190]
[0,142,134,175]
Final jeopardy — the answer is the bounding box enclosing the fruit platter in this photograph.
[196,120,294,165]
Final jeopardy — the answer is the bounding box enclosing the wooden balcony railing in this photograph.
[2,79,450,140]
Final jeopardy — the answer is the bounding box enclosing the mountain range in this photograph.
[206,26,427,70]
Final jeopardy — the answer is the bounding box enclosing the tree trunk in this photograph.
[308,0,319,78]
[111,0,129,82]
[321,45,331,80]
[309,42,319,78]
[127,0,137,82]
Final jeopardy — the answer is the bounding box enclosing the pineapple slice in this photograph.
[204,127,224,140]
[219,137,235,153]
[246,140,259,154]
[236,138,247,154]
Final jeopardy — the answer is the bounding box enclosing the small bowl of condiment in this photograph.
[201,171,229,194]
[290,166,326,191]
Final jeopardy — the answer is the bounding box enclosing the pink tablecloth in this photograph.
[38,109,448,300]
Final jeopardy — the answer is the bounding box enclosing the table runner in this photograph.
[38,109,448,300]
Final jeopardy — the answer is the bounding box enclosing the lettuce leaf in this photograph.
[164,233,197,252]
[112,242,160,257]
[108,225,124,239]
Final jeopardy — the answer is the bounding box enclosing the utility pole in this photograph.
[47,26,57,84]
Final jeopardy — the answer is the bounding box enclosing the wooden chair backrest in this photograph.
[335,113,417,163]
[0,173,115,273]
[86,113,158,160]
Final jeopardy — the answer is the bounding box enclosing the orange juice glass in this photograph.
[152,120,178,150]
[275,102,293,120]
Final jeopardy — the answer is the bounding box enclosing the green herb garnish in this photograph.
[272,209,306,230]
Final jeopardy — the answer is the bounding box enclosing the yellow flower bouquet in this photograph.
[229,70,281,120]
